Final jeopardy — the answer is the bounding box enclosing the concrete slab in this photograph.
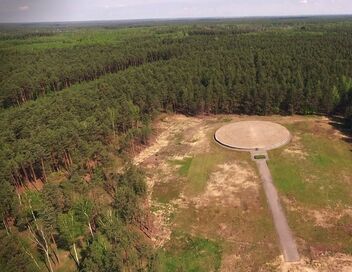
[215,121,291,151]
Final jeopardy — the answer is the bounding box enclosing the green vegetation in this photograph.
[170,157,193,176]
[159,232,222,272]
[153,181,183,204]
[158,153,224,202]
[152,157,194,203]
[171,154,224,195]
[269,121,352,255]
[288,210,352,254]
[269,125,352,207]
[185,154,224,195]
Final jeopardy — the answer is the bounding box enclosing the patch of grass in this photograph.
[268,157,311,202]
[288,211,352,254]
[186,154,224,195]
[284,121,312,134]
[267,120,352,254]
[170,154,225,196]
[269,125,352,207]
[153,179,184,203]
[47,171,68,184]
[158,231,222,272]
[152,157,193,203]
[170,157,193,176]
[302,134,350,168]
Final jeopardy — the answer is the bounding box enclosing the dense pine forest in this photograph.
[1,17,352,271]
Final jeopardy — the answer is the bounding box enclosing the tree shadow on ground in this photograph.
[328,116,352,151]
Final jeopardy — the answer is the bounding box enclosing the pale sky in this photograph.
[0,0,351,23]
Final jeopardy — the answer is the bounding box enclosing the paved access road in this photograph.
[256,159,300,262]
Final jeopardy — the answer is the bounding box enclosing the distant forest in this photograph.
[0,17,352,271]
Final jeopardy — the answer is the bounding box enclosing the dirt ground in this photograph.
[133,114,352,271]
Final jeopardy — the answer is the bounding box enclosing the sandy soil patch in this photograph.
[308,208,352,228]
[283,134,308,159]
[221,254,242,272]
[144,163,177,247]
[267,253,352,272]
[185,124,212,153]
[150,201,175,247]
[191,162,259,208]
[134,115,201,165]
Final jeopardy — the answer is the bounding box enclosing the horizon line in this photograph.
[1,13,352,25]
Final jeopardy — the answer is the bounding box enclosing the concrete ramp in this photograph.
[256,159,300,262]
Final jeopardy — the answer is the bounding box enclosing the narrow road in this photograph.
[255,159,300,262]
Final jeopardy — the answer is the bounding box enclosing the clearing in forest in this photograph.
[134,114,352,272]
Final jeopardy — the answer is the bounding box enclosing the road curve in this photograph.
[256,159,300,262]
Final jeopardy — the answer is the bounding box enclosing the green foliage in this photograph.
[114,186,139,222]
[20,191,43,223]
[114,165,147,197]
[42,183,71,213]
[332,86,340,108]
[0,182,18,227]
[338,76,352,127]
[73,198,94,222]
[0,233,40,272]
[58,210,85,247]
[137,125,153,145]
[81,234,110,272]
[81,213,155,271]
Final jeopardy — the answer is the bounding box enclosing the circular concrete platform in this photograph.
[215,121,291,151]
